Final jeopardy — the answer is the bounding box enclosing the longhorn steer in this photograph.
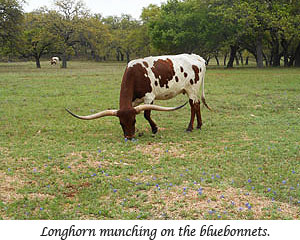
[50,57,59,65]
[66,54,211,139]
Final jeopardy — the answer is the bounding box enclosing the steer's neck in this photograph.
[119,67,134,110]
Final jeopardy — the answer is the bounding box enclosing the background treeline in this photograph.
[1,0,300,68]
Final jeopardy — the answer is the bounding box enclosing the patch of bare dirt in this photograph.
[135,142,186,163]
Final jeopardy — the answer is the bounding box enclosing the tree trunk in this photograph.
[270,29,281,67]
[223,53,227,66]
[295,42,300,67]
[245,56,249,65]
[256,32,264,68]
[62,54,67,68]
[215,55,219,66]
[126,51,130,63]
[281,38,289,67]
[235,54,239,66]
[238,51,244,65]
[227,45,238,68]
[35,56,41,68]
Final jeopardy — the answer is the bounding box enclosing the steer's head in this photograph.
[117,108,137,139]
[65,102,187,139]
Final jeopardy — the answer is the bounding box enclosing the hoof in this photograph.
[197,126,202,130]
[152,127,158,134]
[186,128,193,132]
[138,132,144,137]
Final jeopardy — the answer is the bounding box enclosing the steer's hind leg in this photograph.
[186,99,196,132]
[194,101,202,129]
[144,110,158,134]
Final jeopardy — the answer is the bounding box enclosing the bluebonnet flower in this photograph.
[8,168,11,172]
[68,166,71,169]
[156,184,159,188]
[238,207,243,211]
[248,179,252,183]
[98,149,101,153]
[290,187,295,190]
[231,201,235,206]
[267,188,271,192]
[99,211,101,214]
[140,170,143,173]
[297,201,300,204]
[40,207,43,211]
[208,210,215,214]
[124,138,128,142]
[216,174,220,179]
[251,186,255,190]
[282,180,286,184]
[220,195,224,199]
[165,149,168,153]
[113,189,117,193]
[292,170,296,174]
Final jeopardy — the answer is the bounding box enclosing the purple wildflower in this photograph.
[267,188,271,192]
[282,180,286,184]
[248,179,252,183]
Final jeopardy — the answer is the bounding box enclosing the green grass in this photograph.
[0,61,299,220]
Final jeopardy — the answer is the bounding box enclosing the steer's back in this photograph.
[127,54,206,105]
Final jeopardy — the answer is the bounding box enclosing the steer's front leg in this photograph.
[144,110,158,134]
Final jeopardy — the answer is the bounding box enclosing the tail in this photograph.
[201,68,212,111]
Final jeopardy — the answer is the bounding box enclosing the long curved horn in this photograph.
[65,108,118,120]
[135,101,188,114]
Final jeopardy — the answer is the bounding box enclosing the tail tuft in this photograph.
[201,96,212,111]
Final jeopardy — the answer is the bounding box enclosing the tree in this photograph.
[47,0,89,68]
[19,11,57,68]
[79,15,112,61]
[0,0,24,58]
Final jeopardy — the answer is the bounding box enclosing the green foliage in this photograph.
[0,0,24,57]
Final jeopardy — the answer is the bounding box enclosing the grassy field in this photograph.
[0,60,299,220]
